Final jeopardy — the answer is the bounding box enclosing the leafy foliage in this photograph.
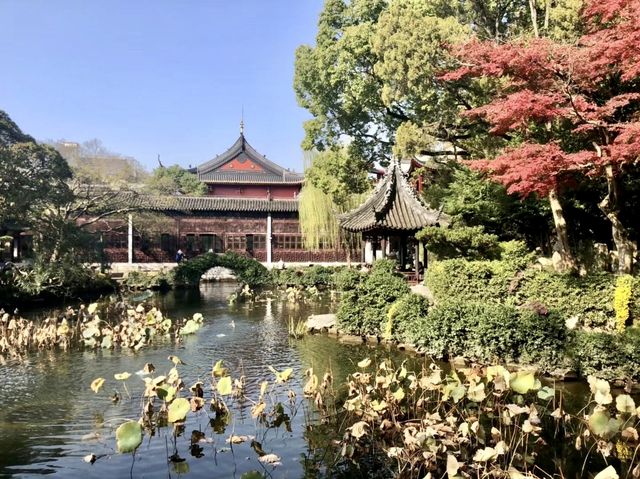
[145,165,206,196]
[416,225,500,260]
[271,265,342,289]
[384,293,430,342]
[0,110,73,228]
[614,274,634,332]
[337,260,410,335]
[0,255,115,306]
[406,300,567,369]
[444,0,640,271]
[571,329,640,381]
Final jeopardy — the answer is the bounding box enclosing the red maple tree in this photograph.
[443,0,640,272]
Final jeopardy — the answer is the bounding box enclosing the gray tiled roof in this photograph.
[198,171,303,184]
[127,194,298,213]
[339,159,445,233]
[197,135,304,184]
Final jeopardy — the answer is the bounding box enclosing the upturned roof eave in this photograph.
[339,158,444,233]
[197,134,301,180]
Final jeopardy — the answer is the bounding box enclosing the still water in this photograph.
[0,284,406,478]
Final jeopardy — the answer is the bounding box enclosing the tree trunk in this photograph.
[599,165,634,274]
[529,0,539,38]
[544,0,550,30]
[548,189,577,272]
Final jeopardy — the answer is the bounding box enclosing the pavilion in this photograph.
[339,158,447,280]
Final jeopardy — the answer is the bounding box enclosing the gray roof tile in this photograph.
[124,194,298,213]
[339,159,446,233]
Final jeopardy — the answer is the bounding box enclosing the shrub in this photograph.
[1,255,115,305]
[124,271,172,291]
[426,257,523,304]
[614,274,633,332]
[384,293,430,342]
[337,260,410,336]
[516,308,568,369]
[426,252,621,331]
[333,267,362,292]
[407,300,568,370]
[416,225,501,260]
[300,265,335,288]
[271,268,303,287]
[407,301,472,359]
[272,265,338,289]
[571,329,640,381]
[518,271,614,330]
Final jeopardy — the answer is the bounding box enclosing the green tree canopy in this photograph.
[145,165,206,196]
[0,111,73,228]
[304,148,370,207]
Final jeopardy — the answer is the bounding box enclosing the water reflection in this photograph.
[0,284,404,478]
[0,284,597,478]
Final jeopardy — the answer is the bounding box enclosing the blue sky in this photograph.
[0,0,324,172]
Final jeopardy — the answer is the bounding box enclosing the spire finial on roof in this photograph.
[240,105,244,136]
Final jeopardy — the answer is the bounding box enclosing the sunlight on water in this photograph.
[0,283,404,478]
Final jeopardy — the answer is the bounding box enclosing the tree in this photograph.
[1,111,142,263]
[299,149,369,254]
[442,0,640,273]
[294,0,583,172]
[146,165,206,196]
[304,148,370,207]
[295,0,583,253]
[0,111,73,229]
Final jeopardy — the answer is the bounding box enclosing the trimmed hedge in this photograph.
[405,301,567,369]
[426,250,639,331]
[571,329,640,381]
[337,260,410,336]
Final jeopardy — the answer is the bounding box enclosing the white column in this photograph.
[364,240,374,264]
[12,236,18,261]
[127,214,133,265]
[266,213,273,266]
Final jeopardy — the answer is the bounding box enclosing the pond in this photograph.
[0,283,409,478]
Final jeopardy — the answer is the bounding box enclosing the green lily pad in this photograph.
[156,385,176,403]
[116,421,143,453]
[537,386,555,401]
[589,410,611,436]
[168,398,190,423]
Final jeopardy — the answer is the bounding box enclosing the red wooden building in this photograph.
[99,131,349,264]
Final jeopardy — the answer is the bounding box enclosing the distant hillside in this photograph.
[48,139,148,184]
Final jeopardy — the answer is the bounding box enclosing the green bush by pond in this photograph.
[426,244,639,331]
[404,300,567,370]
[571,329,640,381]
[271,264,339,288]
[335,251,640,380]
[336,260,410,336]
[0,257,116,307]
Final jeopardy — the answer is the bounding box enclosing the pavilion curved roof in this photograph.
[197,134,304,184]
[339,158,445,233]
